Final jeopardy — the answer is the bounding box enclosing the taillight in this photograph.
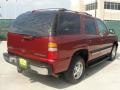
[48,42,57,49]
[48,42,58,60]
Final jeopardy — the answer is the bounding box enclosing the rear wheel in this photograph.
[109,45,117,61]
[63,56,85,84]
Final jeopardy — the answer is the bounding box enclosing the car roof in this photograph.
[32,8,93,17]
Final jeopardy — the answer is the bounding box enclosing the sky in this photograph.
[0,0,93,19]
[0,0,71,19]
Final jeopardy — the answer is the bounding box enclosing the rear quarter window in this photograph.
[58,12,80,35]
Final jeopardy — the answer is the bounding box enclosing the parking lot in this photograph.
[0,41,120,90]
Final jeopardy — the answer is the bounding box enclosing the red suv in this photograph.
[3,8,118,84]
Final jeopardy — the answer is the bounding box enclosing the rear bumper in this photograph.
[3,53,52,75]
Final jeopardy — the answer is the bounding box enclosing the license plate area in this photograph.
[19,58,28,69]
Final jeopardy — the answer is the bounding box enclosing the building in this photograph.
[71,0,120,21]
[70,0,85,12]
[70,0,120,41]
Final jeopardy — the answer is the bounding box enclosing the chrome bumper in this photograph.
[3,53,52,75]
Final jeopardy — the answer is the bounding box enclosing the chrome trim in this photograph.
[30,64,49,75]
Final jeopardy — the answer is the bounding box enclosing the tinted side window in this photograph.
[58,12,80,35]
[96,19,108,34]
[85,18,96,35]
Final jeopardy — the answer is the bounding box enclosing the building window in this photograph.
[118,3,120,10]
[104,2,120,10]
[115,3,118,10]
[110,2,114,9]
[104,2,107,9]
[107,2,110,9]
[86,2,97,11]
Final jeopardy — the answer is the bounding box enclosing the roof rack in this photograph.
[62,9,92,16]
[36,8,67,11]
[58,8,92,16]
[33,8,92,16]
[79,12,92,16]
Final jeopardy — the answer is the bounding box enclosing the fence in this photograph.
[0,19,14,40]
[104,20,120,41]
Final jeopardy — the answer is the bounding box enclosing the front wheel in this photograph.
[63,56,85,84]
[109,45,117,61]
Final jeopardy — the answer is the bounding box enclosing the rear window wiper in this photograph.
[22,35,38,40]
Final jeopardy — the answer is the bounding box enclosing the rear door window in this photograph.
[85,17,96,35]
[58,12,80,35]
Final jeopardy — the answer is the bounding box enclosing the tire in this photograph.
[109,45,117,61]
[63,56,85,84]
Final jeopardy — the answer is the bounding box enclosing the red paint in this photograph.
[7,10,118,75]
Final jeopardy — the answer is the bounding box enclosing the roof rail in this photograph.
[79,12,92,16]
[64,10,92,16]
[36,8,67,11]
[56,8,92,16]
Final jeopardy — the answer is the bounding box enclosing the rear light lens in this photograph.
[48,42,57,48]
[48,42,58,60]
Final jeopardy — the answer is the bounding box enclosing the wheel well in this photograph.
[72,49,88,66]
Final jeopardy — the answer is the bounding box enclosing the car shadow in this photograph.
[22,55,119,89]
[116,52,120,60]
[85,52,120,79]
[22,70,72,89]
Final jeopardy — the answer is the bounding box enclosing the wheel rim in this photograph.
[112,46,116,59]
[73,61,83,80]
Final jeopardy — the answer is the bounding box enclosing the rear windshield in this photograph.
[10,11,57,36]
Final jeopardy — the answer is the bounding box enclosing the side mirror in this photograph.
[109,29,115,34]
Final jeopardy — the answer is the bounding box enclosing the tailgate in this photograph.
[8,32,49,59]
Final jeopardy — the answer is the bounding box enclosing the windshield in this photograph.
[10,11,57,36]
